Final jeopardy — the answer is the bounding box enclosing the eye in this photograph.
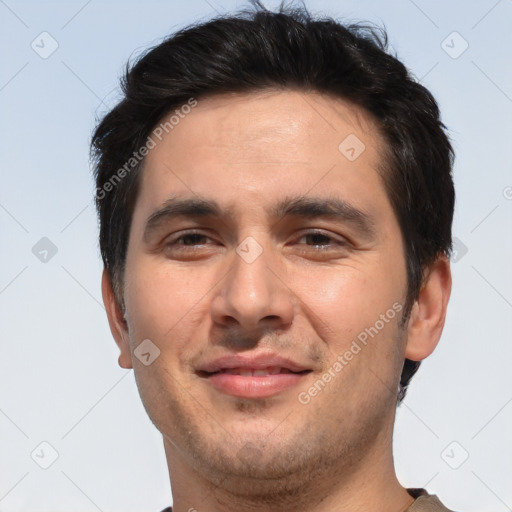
[169,232,212,246]
[162,230,220,259]
[295,230,347,249]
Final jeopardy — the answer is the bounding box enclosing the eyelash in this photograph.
[165,230,348,250]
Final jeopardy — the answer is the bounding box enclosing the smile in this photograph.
[199,367,312,398]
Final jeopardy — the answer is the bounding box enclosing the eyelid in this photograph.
[294,228,349,244]
[166,229,215,244]
[165,228,349,244]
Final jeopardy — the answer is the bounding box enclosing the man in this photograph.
[91,2,456,511]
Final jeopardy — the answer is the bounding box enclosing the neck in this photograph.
[162,415,414,512]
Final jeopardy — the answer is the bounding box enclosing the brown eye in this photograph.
[301,233,332,247]
[172,233,210,246]
[162,230,222,261]
[296,231,347,249]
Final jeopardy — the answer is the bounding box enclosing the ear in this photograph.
[101,269,133,369]
[405,254,452,361]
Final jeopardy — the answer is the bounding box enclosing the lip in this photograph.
[198,353,310,373]
[197,352,312,399]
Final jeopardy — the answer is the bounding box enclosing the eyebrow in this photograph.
[143,195,377,241]
[270,195,377,239]
[144,197,225,241]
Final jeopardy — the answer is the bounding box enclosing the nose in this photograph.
[210,238,294,336]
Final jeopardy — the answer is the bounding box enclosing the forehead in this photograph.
[136,89,389,221]
[150,89,381,161]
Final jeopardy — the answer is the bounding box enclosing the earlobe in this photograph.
[117,333,133,369]
[101,269,133,369]
[404,255,452,362]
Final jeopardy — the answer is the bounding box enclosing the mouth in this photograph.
[197,365,313,398]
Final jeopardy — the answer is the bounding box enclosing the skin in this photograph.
[102,90,452,512]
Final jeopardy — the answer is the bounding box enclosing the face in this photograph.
[111,90,413,493]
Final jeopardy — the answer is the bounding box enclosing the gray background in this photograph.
[1,0,511,510]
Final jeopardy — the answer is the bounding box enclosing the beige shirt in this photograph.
[160,488,456,512]
[406,488,455,512]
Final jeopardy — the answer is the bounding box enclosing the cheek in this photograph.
[289,257,407,401]
[123,259,209,347]
[290,262,403,343]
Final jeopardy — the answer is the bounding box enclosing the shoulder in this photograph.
[407,488,459,512]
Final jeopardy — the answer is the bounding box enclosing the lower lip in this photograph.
[203,372,310,398]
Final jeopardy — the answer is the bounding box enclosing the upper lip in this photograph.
[197,352,311,374]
